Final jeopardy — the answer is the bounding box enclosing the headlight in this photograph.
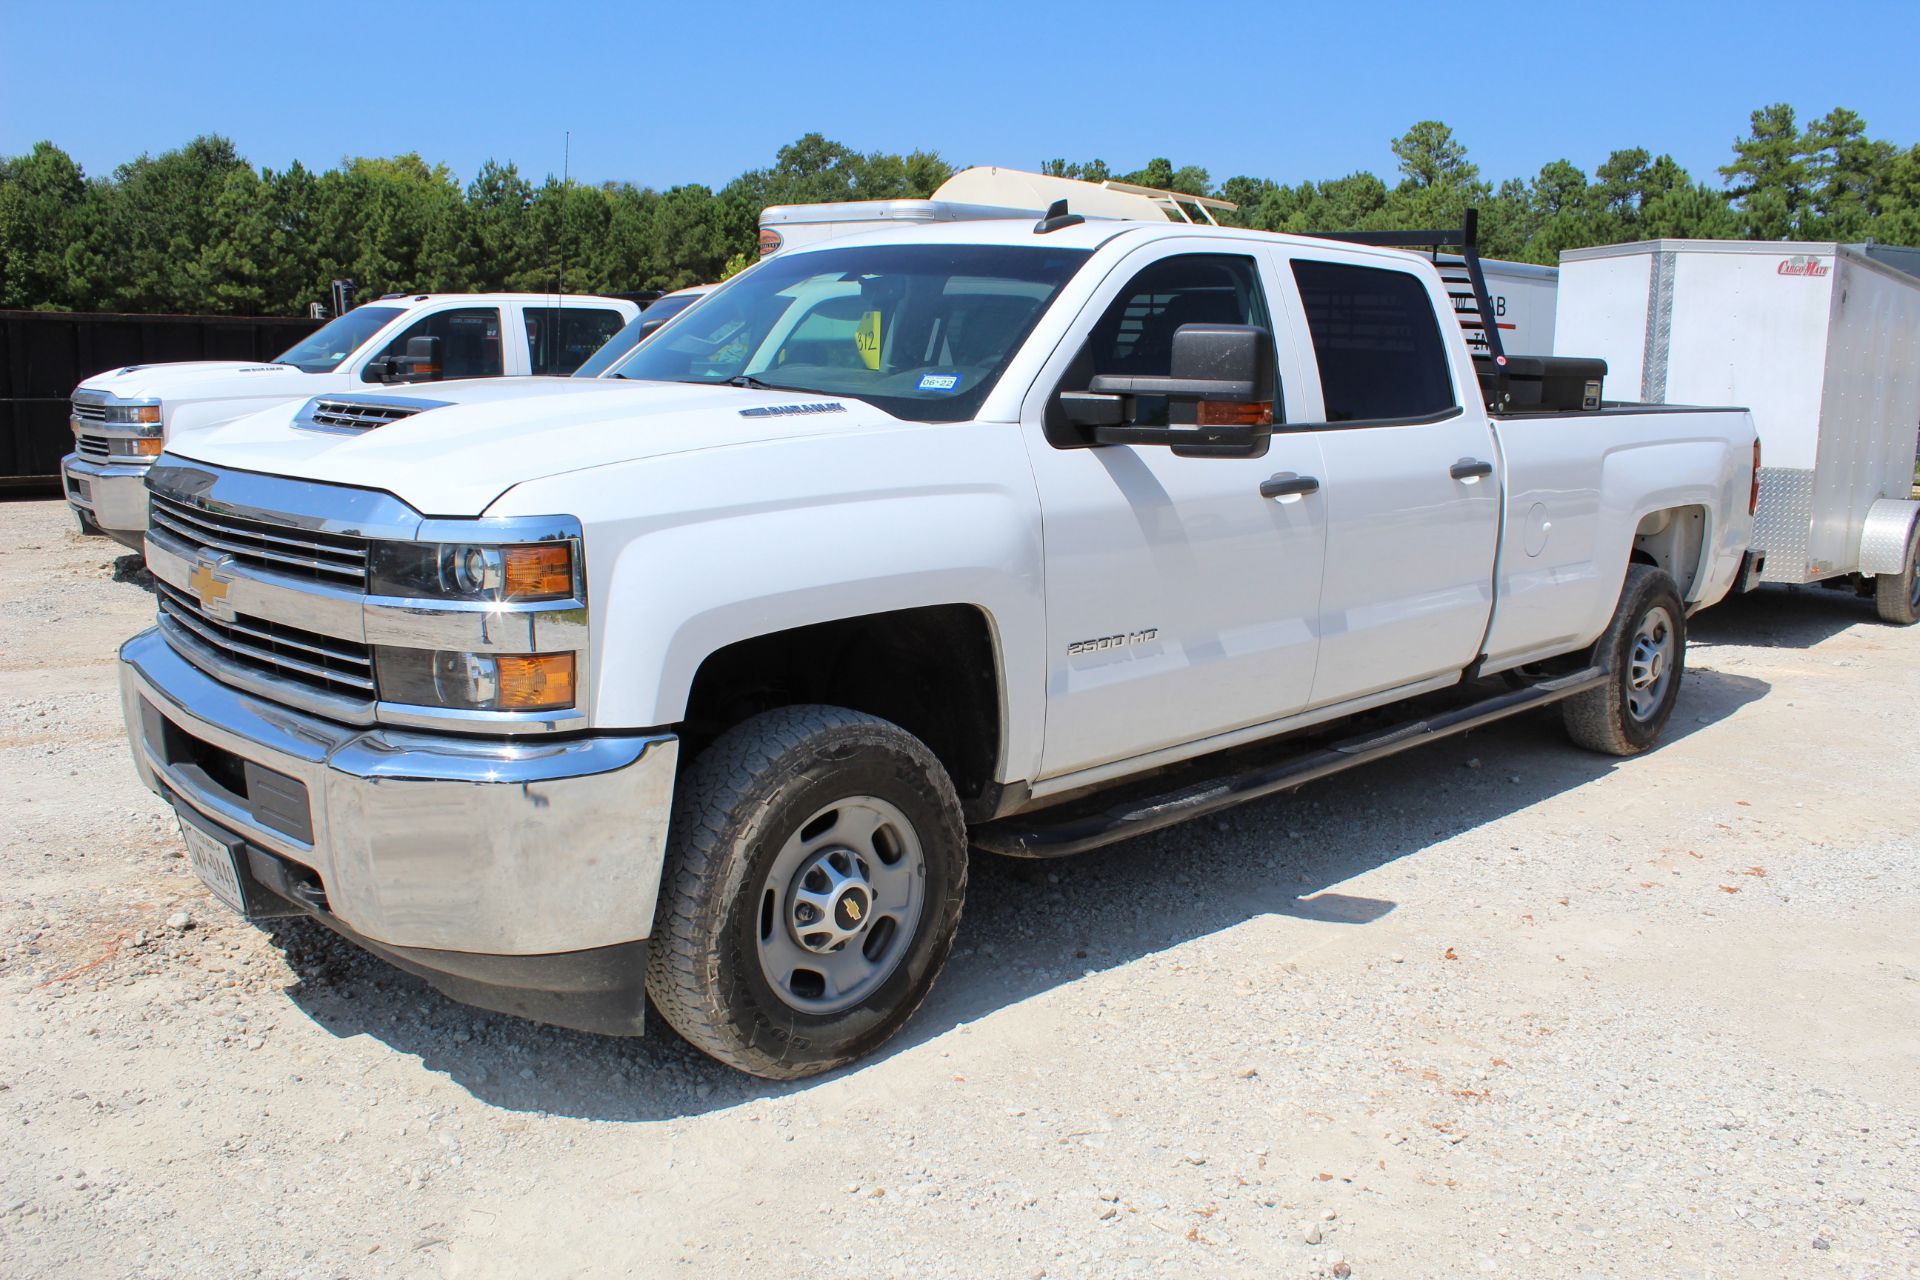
[375,648,576,711]
[368,540,576,602]
[102,403,162,426]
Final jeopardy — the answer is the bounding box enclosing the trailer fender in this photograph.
[1859,499,1920,575]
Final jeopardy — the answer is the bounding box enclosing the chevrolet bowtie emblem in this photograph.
[188,558,235,617]
[844,898,863,922]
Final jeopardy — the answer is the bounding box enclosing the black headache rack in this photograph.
[1306,209,1606,415]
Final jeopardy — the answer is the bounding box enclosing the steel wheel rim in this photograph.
[1625,604,1676,722]
[756,795,925,1015]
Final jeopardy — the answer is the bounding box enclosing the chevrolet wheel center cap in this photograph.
[833,888,870,932]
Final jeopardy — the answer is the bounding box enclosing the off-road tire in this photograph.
[1873,522,1920,626]
[1562,565,1686,756]
[645,705,967,1079]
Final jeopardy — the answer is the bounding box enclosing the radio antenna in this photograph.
[558,130,570,309]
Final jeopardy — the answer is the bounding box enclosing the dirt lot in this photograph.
[1,494,1915,1279]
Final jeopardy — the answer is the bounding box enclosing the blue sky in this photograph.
[4,0,1914,193]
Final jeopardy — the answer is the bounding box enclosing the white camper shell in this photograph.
[760,167,1559,355]
[1555,239,1920,619]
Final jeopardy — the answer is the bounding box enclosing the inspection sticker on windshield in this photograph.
[917,373,961,392]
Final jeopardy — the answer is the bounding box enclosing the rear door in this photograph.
[1022,242,1329,780]
[1271,251,1501,707]
[521,304,629,376]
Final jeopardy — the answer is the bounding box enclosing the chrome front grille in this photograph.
[75,433,112,460]
[156,580,374,699]
[71,400,107,422]
[306,399,424,432]
[148,492,369,588]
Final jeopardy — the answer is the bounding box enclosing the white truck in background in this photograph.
[760,166,1561,354]
[1556,239,1920,623]
[116,202,1758,1079]
[64,293,638,549]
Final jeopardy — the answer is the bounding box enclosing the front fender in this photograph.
[490,424,1049,784]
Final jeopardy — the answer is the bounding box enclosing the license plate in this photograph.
[179,817,247,916]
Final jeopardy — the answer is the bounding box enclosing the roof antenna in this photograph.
[558,130,570,312]
[1034,198,1085,235]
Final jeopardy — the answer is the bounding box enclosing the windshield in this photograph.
[571,293,702,379]
[273,306,405,373]
[604,244,1091,422]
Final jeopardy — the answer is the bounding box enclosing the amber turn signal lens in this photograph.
[502,544,573,599]
[1197,400,1274,427]
[495,653,575,710]
[130,437,165,457]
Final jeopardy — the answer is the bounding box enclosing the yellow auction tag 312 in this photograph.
[855,310,883,370]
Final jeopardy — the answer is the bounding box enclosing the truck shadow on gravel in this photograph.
[110,553,155,593]
[1691,581,1885,649]
[267,665,1770,1122]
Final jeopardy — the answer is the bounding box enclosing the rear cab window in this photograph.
[1290,260,1457,423]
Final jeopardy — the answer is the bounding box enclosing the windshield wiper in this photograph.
[728,374,786,390]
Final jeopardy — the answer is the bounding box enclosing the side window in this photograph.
[1048,254,1272,442]
[1290,260,1456,422]
[371,307,504,380]
[524,307,624,376]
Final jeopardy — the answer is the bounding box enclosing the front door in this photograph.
[1022,246,1329,781]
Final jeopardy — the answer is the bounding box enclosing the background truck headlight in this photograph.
[101,403,162,425]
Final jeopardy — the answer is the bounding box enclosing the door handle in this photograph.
[1260,472,1321,500]
[1450,458,1494,481]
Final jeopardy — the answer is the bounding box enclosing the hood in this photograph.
[166,377,894,515]
[79,361,327,405]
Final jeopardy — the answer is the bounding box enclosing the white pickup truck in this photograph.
[115,212,1760,1078]
[63,293,639,549]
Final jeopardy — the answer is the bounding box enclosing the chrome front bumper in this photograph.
[119,628,679,956]
[62,452,152,549]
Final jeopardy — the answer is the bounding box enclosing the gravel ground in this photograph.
[1,494,1916,1279]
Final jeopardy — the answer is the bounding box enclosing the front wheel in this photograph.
[1873,522,1920,625]
[646,706,967,1078]
[1562,565,1686,756]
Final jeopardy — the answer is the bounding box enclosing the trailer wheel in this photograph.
[1872,522,1920,626]
[646,705,966,1079]
[1562,566,1686,756]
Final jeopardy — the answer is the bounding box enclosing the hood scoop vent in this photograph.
[295,393,449,434]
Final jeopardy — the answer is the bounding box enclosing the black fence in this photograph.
[0,310,322,487]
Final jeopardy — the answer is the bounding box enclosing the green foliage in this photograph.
[4,109,1919,315]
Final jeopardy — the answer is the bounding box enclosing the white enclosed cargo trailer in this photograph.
[762,169,1560,354]
[1555,239,1920,623]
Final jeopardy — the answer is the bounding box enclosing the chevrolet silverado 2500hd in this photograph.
[116,212,1760,1078]
[64,293,638,550]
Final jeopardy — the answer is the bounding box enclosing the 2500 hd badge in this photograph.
[1067,628,1160,657]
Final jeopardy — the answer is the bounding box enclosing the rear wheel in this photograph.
[1563,566,1686,756]
[646,705,967,1078]
[1873,522,1920,625]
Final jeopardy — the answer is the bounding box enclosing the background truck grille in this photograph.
[148,492,369,588]
[71,400,107,422]
[74,434,112,460]
[156,580,375,698]
[304,399,424,432]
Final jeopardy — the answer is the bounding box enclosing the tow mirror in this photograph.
[1062,323,1275,458]
[370,336,444,384]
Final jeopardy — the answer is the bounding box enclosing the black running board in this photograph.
[972,667,1607,858]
